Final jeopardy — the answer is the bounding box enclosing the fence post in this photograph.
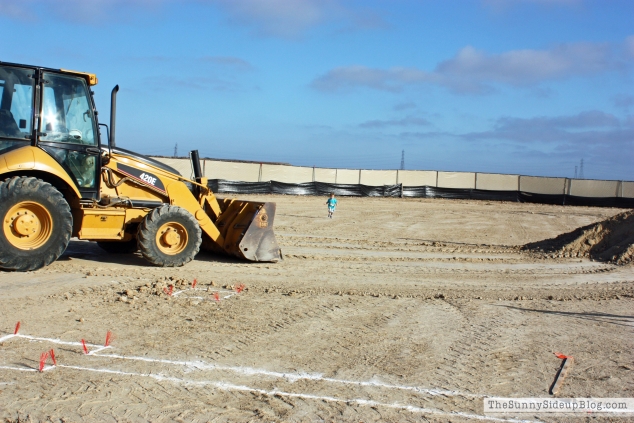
[474,172,478,190]
[358,169,362,185]
[258,163,262,182]
[312,166,315,182]
[335,168,338,184]
[400,183,403,198]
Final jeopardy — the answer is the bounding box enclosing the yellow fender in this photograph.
[0,146,81,198]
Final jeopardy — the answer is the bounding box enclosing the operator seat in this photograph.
[0,109,22,138]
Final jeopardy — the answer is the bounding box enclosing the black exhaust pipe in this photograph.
[190,150,203,181]
[109,85,119,153]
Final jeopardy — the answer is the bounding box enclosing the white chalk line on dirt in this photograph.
[0,336,535,421]
[0,364,56,372]
[158,288,237,301]
[1,332,479,399]
[87,346,112,355]
[38,364,532,423]
[0,334,106,349]
[93,351,477,398]
[0,334,14,343]
[0,365,38,372]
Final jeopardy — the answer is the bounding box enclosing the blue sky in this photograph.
[1,0,633,180]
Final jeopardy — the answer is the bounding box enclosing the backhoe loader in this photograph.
[0,61,281,271]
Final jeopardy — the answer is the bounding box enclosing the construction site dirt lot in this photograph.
[1,195,632,423]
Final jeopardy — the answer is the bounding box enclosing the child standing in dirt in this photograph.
[326,193,338,218]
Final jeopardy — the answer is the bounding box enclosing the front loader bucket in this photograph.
[212,200,282,262]
[237,202,282,262]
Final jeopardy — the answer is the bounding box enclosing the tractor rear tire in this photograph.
[0,176,73,271]
[137,205,201,267]
[97,239,138,254]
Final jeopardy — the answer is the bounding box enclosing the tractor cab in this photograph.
[0,62,101,199]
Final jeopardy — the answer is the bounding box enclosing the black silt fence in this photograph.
[208,180,634,208]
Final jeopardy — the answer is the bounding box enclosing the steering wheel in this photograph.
[68,129,83,141]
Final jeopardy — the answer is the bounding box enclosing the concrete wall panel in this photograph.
[520,176,566,195]
[335,169,360,184]
[261,164,313,183]
[476,173,519,191]
[621,181,634,198]
[203,160,261,182]
[569,179,620,197]
[360,170,398,186]
[153,158,193,179]
[314,168,337,183]
[397,170,437,187]
[437,172,476,189]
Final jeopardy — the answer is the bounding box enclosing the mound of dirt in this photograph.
[523,210,634,265]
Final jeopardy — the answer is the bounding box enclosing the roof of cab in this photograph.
[60,69,98,86]
[0,60,98,86]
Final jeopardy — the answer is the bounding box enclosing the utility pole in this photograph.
[174,143,178,158]
[400,150,405,170]
[579,159,584,179]
[574,166,578,179]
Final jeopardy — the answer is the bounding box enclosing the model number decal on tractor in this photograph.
[116,163,166,194]
[140,173,157,185]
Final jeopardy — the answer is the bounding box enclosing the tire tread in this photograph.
[0,176,72,271]
[137,205,201,267]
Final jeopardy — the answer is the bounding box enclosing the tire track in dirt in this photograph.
[208,300,345,360]
[430,300,529,400]
[279,234,519,255]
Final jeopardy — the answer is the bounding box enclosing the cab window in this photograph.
[41,73,96,146]
[0,65,34,142]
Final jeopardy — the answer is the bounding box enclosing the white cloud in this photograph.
[359,116,430,129]
[143,74,245,92]
[483,0,582,13]
[0,0,34,20]
[626,36,634,59]
[393,102,417,111]
[311,66,441,93]
[461,111,630,147]
[210,0,330,38]
[437,43,612,85]
[0,0,163,22]
[493,111,621,132]
[209,0,387,38]
[0,0,387,37]
[312,39,630,95]
[613,94,634,109]
[200,56,254,70]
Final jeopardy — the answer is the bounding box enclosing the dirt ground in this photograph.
[0,196,632,423]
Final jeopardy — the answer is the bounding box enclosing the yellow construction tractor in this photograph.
[0,61,281,271]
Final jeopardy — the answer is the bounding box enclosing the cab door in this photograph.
[0,65,35,153]
[37,72,101,199]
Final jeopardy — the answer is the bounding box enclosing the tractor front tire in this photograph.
[0,176,73,271]
[97,239,138,254]
[137,205,201,267]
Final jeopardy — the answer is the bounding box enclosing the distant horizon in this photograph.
[1,0,632,181]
